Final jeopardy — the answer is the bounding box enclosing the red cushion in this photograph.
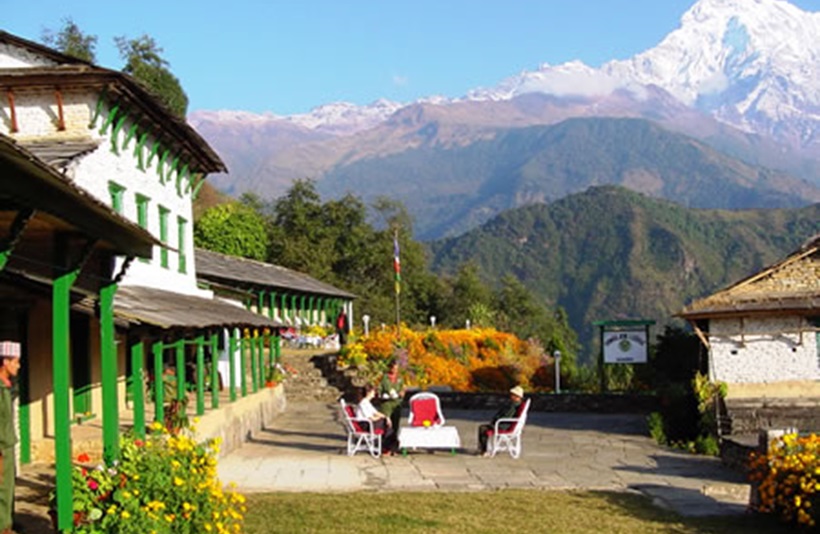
[411,398,440,427]
[345,405,364,433]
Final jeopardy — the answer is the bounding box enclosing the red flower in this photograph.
[87,479,98,491]
[134,439,144,447]
[77,453,91,463]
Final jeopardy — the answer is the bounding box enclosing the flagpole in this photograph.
[393,228,401,338]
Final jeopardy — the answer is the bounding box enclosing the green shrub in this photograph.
[58,422,245,533]
[647,412,666,445]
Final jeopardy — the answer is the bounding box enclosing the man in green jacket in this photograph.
[477,385,524,457]
[0,340,21,534]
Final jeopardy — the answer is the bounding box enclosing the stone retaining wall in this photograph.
[432,391,657,413]
[312,353,657,413]
[194,385,287,457]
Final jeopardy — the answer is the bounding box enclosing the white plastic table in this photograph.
[398,426,461,454]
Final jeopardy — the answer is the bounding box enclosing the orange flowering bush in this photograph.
[341,325,548,392]
[748,432,820,529]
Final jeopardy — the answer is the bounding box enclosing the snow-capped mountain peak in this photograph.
[195,0,819,151]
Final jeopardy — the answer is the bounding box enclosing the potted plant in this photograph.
[265,366,286,388]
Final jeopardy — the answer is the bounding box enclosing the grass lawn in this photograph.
[244,490,786,533]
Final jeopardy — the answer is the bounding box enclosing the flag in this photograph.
[393,235,401,295]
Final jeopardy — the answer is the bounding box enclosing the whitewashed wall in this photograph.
[710,316,820,384]
[1,41,208,296]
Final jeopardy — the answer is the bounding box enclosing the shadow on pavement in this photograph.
[616,453,747,484]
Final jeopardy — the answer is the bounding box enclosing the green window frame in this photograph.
[108,182,126,213]
[136,194,151,263]
[177,216,187,274]
[159,205,170,269]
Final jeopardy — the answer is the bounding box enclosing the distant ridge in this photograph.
[320,117,820,240]
[428,185,820,355]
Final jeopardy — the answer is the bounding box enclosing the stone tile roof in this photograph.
[195,248,356,299]
[0,62,226,174]
[20,139,100,169]
[115,284,283,330]
[679,234,820,318]
[0,133,157,256]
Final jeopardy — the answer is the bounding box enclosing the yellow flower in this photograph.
[121,510,131,519]
[174,476,184,486]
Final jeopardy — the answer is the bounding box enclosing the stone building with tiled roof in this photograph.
[679,234,820,432]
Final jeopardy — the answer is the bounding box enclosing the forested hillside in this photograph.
[428,186,820,357]
[320,118,820,239]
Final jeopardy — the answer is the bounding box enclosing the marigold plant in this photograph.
[748,432,819,529]
[341,325,549,392]
[57,422,246,533]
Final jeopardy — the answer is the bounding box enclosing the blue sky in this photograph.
[3,0,818,115]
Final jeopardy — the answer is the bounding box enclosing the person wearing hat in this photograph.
[477,385,524,457]
[0,341,21,534]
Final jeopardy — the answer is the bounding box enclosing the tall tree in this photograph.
[41,17,97,62]
[444,262,493,328]
[194,201,269,261]
[493,275,579,374]
[115,34,188,118]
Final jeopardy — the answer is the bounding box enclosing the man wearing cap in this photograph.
[477,385,524,457]
[0,341,21,534]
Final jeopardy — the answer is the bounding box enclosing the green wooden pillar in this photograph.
[17,327,30,464]
[100,282,120,465]
[240,334,248,397]
[175,339,185,400]
[258,334,265,389]
[209,332,219,409]
[228,332,237,402]
[316,297,323,326]
[308,296,315,325]
[280,292,288,324]
[52,246,83,532]
[152,340,164,422]
[268,292,276,321]
[274,332,281,368]
[290,294,297,324]
[249,330,258,393]
[257,290,266,316]
[130,337,146,439]
[195,335,205,415]
[299,295,306,325]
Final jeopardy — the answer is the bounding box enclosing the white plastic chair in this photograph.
[407,392,445,427]
[340,399,383,458]
[488,398,531,459]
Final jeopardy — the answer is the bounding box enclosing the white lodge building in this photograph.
[0,33,216,296]
[0,30,280,474]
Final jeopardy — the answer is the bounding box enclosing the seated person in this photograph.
[356,385,395,453]
[477,385,524,457]
[378,360,406,432]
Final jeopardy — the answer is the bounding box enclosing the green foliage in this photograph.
[646,412,666,445]
[194,201,269,261]
[41,17,97,62]
[430,185,818,358]
[57,426,245,533]
[116,35,188,118]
